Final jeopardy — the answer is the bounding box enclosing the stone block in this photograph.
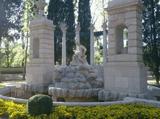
[128,38,142,46]
[125,11,137,19]
[128,32,141,40]
[108,48,116,55]
[108,54,142,62]
[128,47,142,55]
[104,62,147,95]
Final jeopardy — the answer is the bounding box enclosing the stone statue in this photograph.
[35,0,47,17]
[70,41,88,65]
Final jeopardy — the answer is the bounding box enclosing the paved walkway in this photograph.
[1,81,26,88]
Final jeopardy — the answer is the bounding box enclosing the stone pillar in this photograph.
[26,0,55,92]
[103,0,147,99]
[60,23,67,65]
[75,23,80,44]
[90,24,95,65]
[102,22,107,64]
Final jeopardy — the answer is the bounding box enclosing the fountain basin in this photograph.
[48,87,102,101]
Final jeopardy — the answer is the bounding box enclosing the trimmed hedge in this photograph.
[0,68,23,74]
[27,94,53,116]
[55,104,160,119]
[1,98,160,119]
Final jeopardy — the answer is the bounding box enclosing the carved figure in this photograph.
[70,41,88,65]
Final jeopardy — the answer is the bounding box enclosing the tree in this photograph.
[48,0,76,64]
[48,0,65,64]
[21,0,35,79]
[142,0,160,84]
[0,0,22,41]
[0,0,22,68]
[0,40,25,67]
[78,0,91,63]
[64,0,75,64]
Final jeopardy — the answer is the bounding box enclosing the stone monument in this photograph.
[26,0,55,92]
[102,0,147,100]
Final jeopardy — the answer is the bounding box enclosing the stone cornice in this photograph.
[106,0,142,13]
[30,18,53,27]
[30,18,55,31]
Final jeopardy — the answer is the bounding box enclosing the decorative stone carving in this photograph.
[49,65,103,100]
[70,42,88,66]
[35,0,47,17]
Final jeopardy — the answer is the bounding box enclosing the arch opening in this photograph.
[115,25,128,54]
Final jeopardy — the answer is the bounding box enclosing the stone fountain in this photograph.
[48,43,103,101]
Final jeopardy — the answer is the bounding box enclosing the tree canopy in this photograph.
[48,0,75,64]
[0,0,22,41]
[142,0,160,84]
[78,0,91,63]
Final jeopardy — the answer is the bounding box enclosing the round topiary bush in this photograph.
[27,94,53,116]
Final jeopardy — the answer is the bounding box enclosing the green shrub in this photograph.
[10,112,28,119]
[0,99,7,116]
[5,100,26,119]
[27,94,53,116]
[1,99,160,119]
[54,104,160,119]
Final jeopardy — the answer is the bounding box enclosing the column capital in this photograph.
[76,22,81,32]
[60,22,67,32]
[102,22,107,30]
[89,24,95,31]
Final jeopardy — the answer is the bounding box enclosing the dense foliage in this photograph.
[1,99,160,119]
[0,0,22,41]
[48,0,63,64]
[27,94,53,116]
[78,0,91,63]
[48,0,75,64]
[0,99,27,119]
[0,42,25,67]
[0,0,23,68]
[64,0,76,64]
[142,0,160,84]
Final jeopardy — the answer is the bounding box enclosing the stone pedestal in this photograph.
[26,17,55,92]
[104,62,147,95]
[103,0,147,100]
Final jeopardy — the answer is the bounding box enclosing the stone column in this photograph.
[102,22,107,64]
[90,24,95,65]
[75,23,80,44]
[26,0,55,92]
[102,0,147,100]
[60,23,67,65]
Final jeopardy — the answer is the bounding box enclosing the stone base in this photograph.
[21,83,51,93]
[26,63,53,87]
[104,62,147,96]
[10,83,49,99]
[98,89,151,101]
